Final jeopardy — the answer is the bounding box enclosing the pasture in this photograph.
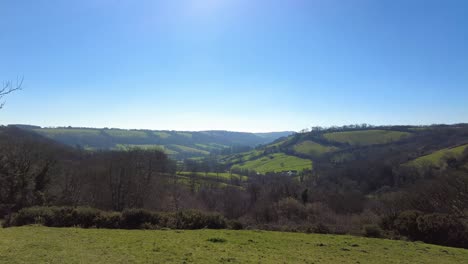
[232,153,312,174]
[323,130,411,146]
[0,226,466,263]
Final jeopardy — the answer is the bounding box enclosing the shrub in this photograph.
[228,220,244,230]
[387,210,468,248]
[363,224,383,238]
[173,210,226,229]
[4,206,102,228]
[277,197,306,222]
[416,213,468,248]
[120,209,160,229]
[46,207,75,227]
[72,207,101,228]
[95,212,121,229]
[393,210,423,239]
[4,206,228,231]
[313,223,331,234]
[4,206,52,227]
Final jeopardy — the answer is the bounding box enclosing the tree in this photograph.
[0,78,23,109]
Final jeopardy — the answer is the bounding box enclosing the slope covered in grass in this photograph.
[293,140,339,156]
[177,171,247,181]
[323,130,411,146]
[25,126,290,159]
[0,226,466,264]
[407,144,468,167]
[232,153,312,173]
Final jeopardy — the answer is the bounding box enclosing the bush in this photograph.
[416,213,468,248]
[95,212,121,229]
[120,209,161,229]
[4,206,228,231]
[387,210,468,248]
[363,224,383,238]
[228,220,243,230]
[173,210,226,229]
[4,206,102,228]
[4,206,55,227]
[277,197,306,222]
[71,207,101,228]
[313,223,331,234]
[393,210,423,239]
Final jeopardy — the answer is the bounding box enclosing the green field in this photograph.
[177,171,248,181]
[34,128,101,137]
[170,145,210,155]
[293,140,339,156]
[323,130,411,146]
[232,153,312,174]
[176,132,193,138]
[104,130,148,138]
[115,144,178,155]
[407,144,468,167]
[153,131,171,138]
[0,226,466,263]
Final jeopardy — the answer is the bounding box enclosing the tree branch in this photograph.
[0,77,23,109]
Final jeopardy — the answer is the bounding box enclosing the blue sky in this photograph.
[1,0,467,132]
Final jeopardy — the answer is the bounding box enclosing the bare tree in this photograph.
[0,78,23,109]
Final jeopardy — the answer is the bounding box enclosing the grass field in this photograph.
[232,153,312,174]
[293,140,339,156]
[170,145,210,155]
[323,130,411,146]
[34,128,101,137]
[104,130,148,138]
[176,132,193,138]
[407,144,468,167]
[115,144,179,155]
[153,131,171,138]
[0,226,466,263]
[177,171,247,181]
[221,150,264,165]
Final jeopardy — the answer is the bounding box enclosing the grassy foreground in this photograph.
[1,227,467,263]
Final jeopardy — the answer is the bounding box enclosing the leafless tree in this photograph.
[0,78,23,109]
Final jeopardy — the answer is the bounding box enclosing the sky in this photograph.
[1,0,467,132]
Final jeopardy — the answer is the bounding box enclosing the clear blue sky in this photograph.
[1,0,467,132]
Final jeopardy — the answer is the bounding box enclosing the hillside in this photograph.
[406,144,468,168]
[224,125,468,175]
[11,125,292,159]
[1,226,467,263]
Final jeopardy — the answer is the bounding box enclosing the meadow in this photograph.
[323,130,411,146]
[232,153,312,173]
[177,171,248,181]
[407,144,468,167]
[293,140,339,157]
[0,226,466,263]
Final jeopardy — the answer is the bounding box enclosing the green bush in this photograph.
[388,210,468,248]
[173,210,227,229]
[71,207,101,228]
[95,212,121,229]
[393,210,423,239]
[4,206,55,227]
[363,224,383,238]
[120,209,161,229]
[313,223,331,234]
[416,213,468,248]
[4,206,227,231]
[228,220,244,230]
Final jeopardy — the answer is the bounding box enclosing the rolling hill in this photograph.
[224,125,468,175]
[11,125,292,160]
